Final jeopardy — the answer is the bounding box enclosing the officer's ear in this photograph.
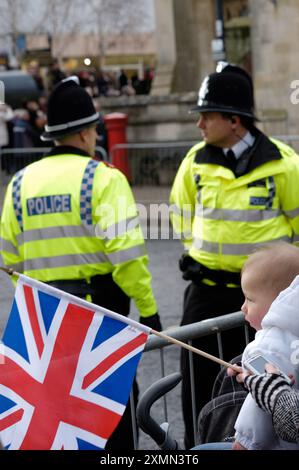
[230,115,241,131]
[79,127,89,143]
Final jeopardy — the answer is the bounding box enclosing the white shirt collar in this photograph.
[223,131,255,159]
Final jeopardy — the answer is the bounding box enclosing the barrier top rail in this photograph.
[0,147,51,154]
[272,135,299,142]
[111,141,199,151]
[145,311,245,352]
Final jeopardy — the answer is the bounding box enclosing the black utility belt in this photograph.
[47,273,113,296]
[179,255,241,286]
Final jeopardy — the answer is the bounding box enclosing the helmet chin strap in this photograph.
[230,119,252,148]
[234,130,252,148]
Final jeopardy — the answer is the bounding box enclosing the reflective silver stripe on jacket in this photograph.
[80,159,100,225]
[24,244,146,271]
[12,168,26,232]
[200,207,283,222]
[170,204,281,222]
[193,236,292,255]
[284,207,299,219]
[170,204,194,218]
[16,218,141,245]
[24,252,109,271]
[106,244,146,264]
[95,216,140,240]
[16,224,96,245]
[0,238,19,255]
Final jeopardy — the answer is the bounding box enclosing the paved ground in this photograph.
[0,238,187,450]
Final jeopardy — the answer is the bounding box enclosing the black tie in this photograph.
[226,149,237,172]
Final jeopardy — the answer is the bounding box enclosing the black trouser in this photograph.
[49,274,137,450]
[180,282,254,449]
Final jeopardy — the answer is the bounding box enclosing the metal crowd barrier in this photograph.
[0,147,51,176]
[110,135,299,188]
[110,141,198,186]
[1,135,299,192]
[274,135,299,148]
[0,145,108,175]
[132,311,249,450]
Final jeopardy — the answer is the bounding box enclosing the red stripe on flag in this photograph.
[82,332,148,389]
[23,285,44,357]
[19,303,96,450]
[0,409,24,431]
[59,396,122,440]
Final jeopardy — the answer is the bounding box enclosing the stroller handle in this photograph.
[136,372,182,449]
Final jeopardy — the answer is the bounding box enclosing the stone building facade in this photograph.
[250,0,299,136]
[152,0,299,137]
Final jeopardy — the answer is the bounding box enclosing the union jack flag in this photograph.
[0,275,150,450]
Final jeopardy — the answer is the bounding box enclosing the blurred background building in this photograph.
[0,0,299,138]
[152,0,298,136]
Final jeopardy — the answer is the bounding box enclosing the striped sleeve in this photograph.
[272,390,299,443]
[244,372,292,414]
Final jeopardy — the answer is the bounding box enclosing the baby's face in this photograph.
[241,270,275,330]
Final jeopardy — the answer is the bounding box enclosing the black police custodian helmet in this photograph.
[190,62,257,120]
[41,76,99,141]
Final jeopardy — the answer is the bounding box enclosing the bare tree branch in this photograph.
[86,0,151,66]
[32,0,89,61]
[0,0,153,63]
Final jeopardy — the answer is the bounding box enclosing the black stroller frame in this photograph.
[136,312,249,450]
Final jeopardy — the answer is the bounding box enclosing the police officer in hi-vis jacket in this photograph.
[0,76,162,450]
[170,62,299,448]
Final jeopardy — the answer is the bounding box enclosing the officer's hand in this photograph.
[139,313,162,332]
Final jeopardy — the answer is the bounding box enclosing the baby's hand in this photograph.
[227,363,242,376]
[227,364,249,383]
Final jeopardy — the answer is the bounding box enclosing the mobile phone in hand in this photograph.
[243,354,292,383]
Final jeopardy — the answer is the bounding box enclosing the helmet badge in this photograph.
[198,76,210,105]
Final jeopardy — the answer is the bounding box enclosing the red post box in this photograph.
[104,113,130,181]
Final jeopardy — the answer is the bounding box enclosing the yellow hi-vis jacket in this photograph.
[0,148,157,318]
[170,131,299,272]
